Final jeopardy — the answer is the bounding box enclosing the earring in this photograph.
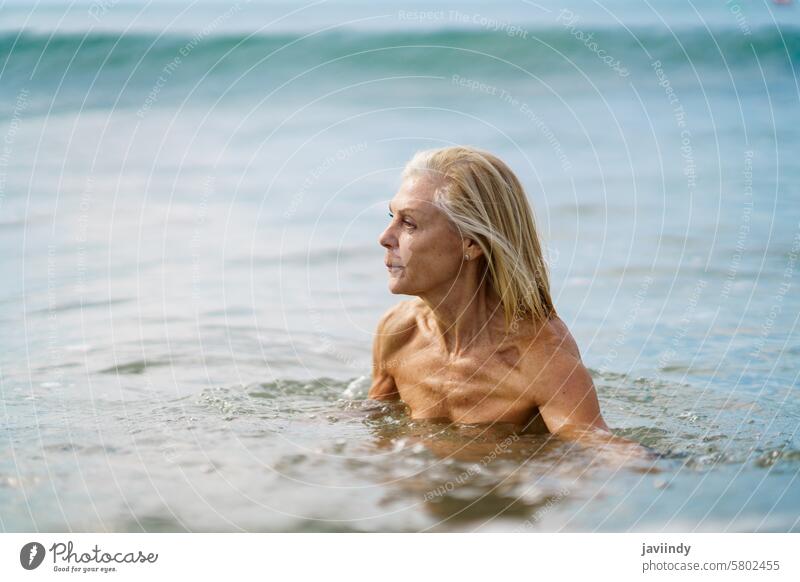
[464,254,470,261]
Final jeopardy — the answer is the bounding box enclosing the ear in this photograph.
[462,238,483,261]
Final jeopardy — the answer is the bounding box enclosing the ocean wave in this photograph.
[1,25,797,80]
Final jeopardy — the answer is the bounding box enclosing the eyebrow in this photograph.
[388,202,419,216]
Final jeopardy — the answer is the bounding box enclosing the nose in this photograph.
[379,223,397,250]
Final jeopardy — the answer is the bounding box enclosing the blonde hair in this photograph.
[401,145,556,332]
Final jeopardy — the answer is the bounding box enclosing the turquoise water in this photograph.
[1,0,799,532]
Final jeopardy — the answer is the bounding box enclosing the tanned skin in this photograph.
[371,174,659,465]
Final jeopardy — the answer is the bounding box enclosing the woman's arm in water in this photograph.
[550,424,661,463]
[531,349,660,464]
[367,303,410,400]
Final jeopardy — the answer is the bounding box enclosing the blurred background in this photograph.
[1,0,799,532]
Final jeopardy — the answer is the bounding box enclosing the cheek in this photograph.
[406,237,460,277]
[397,232,417,261]
[401,223,462,270]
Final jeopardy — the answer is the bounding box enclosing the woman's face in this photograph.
[379,175,466,296]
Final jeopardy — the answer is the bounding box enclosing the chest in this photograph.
[392,340,536,425]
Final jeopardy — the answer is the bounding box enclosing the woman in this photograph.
[371,145,655,460]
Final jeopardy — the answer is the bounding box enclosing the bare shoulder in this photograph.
[518,314,583,360]
[516,315,596,406]
[375,298,422,352]
[515,315,609,433]
[369,299,421,400]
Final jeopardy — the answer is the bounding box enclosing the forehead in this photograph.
[390,175,441,213]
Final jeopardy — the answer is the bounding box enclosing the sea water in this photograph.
[0,0,799,531]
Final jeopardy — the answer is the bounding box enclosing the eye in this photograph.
[388,212,415,229]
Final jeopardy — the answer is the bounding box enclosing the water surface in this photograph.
[1,0,799,532]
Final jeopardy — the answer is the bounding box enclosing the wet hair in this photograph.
[401,145,556,331]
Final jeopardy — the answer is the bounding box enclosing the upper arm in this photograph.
[525,333,659,461]
[529,347,610,436]
[368,301,416,400]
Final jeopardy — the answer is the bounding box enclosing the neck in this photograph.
[418,265,504,357]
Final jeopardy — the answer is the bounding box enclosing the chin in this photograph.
[387,278,412,295]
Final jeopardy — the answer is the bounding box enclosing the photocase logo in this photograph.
[20,542,46,570]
